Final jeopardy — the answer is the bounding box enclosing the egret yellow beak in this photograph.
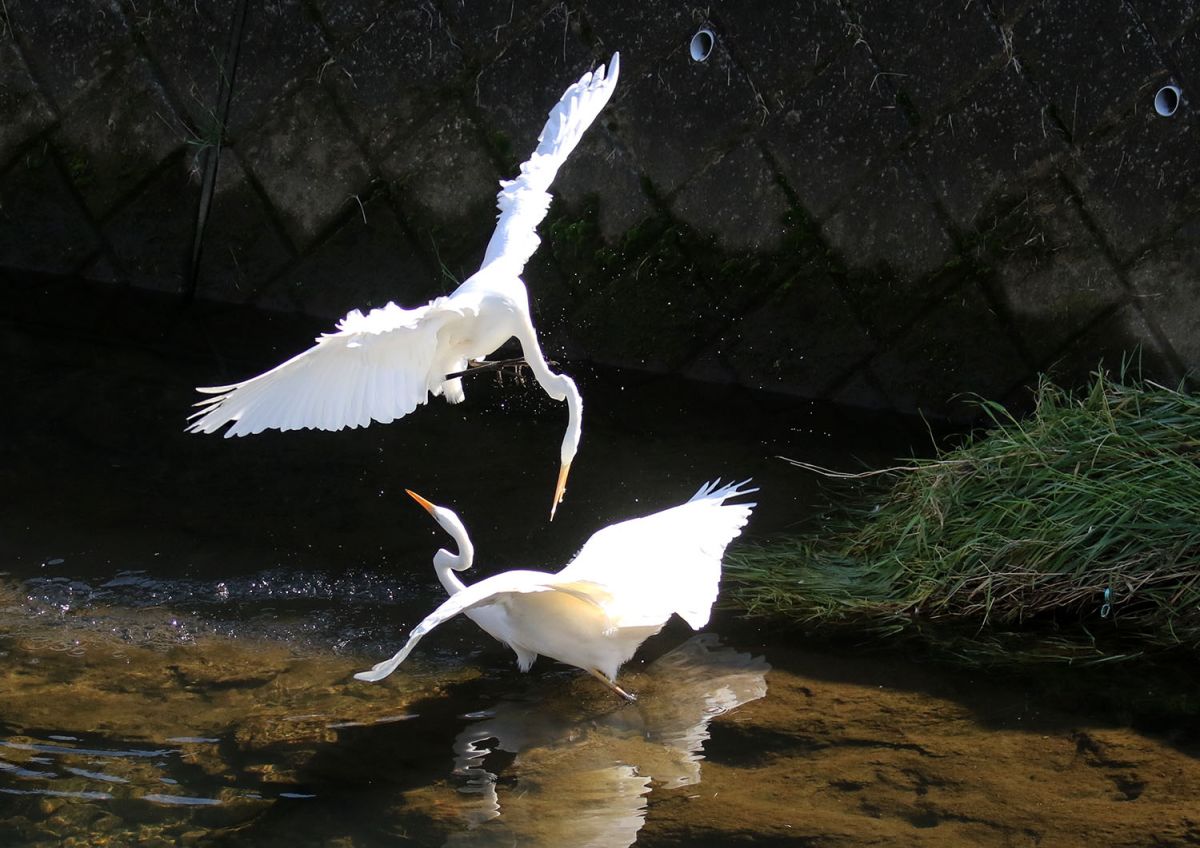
[550,461,571,521]
[406,489,437,515]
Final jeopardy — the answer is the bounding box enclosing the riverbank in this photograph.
[726,370,1200,664]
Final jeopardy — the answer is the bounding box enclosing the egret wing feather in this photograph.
[354,570,608,682]
[555,479,757,631]
[186,299,467,437]
[479,53,620,279]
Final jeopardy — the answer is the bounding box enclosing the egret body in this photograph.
[356,480,757,700]
[187,55,621,517]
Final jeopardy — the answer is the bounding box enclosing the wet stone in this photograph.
[709,0,851,114]
[1126,216,1200,374]
[569,257,724,373]
[983,182,1126,364]
[821,156,954,284]
[379,101,498,279]
[0,39,55,171]
[1134,0,1200,44]
[192,149,295,306]
[831,368,894,412]
[50,54,185,220]
[438,0,568,61]
[1038,303,1181,390]
[850,0,1006,124]
[100,154,194,295]
[909,64,1066,231]
[0,151,101,275]
[763,43,912,220]
[680,345,739,385]
[523,250,579,353]
[5,0,133,112]
[670,139,792,253]
[231,0,329,132]
[612,36,761,197]
[137,0,329,139]
[132,0,241,140]
[723,272,876,398]
[579,0,693,64]
[472,6,600,164]
[281,194,435,320]
[1013,0,1162,144]
[552,126,652,243]
[1168,21,1200,102]
[44,803,107,836]
[306,0,394,47]
[327,2,464,165]
[869,281,1030,420]
[1064,93,1200,259]
[0,0,1197,418]
[238,82,372,251]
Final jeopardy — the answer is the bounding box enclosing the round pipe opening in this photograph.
[689,28,715,62]
[1154,84,1182,117]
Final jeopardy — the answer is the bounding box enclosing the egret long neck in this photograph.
[512,309,583,454]
[435,560,467,596]
[511,306,583,518]
[432,521,475,596]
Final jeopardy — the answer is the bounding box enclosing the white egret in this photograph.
[405,488,537,671]
[355,479,757,700]
[187,54,622,518]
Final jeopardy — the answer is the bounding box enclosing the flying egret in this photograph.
[355,479,757,700]
[187,54,622,518]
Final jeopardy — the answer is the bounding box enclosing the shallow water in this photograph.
[2,282,1199,846]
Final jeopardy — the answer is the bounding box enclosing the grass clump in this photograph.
[726,370,1200,662]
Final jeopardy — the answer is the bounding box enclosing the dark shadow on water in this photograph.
[1,273,928,586]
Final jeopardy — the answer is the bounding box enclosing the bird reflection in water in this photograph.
[433,633,769,847]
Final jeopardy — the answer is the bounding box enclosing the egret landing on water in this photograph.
[186,54,622,519]
[354,480,757,700]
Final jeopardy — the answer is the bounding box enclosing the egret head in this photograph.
[407,489,473,571]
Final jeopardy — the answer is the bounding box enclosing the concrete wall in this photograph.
[1,0,1197,419]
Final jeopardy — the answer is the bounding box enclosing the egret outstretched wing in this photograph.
[354,570,608,682]
[478,53,620,280]
[555,479,757,630]
[188,55,619,466]
[187,300,469,437]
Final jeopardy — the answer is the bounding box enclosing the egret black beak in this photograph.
[550,462,571,521]
[406,489,437,515]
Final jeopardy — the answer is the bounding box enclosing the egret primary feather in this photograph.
[188,54,621,518]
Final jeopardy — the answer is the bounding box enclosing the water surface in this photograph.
[2,282,1198,846]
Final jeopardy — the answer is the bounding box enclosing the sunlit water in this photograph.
[2,283,1198,846]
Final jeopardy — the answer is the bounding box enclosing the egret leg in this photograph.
[445,357,532,380]
[586,667,637,702]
